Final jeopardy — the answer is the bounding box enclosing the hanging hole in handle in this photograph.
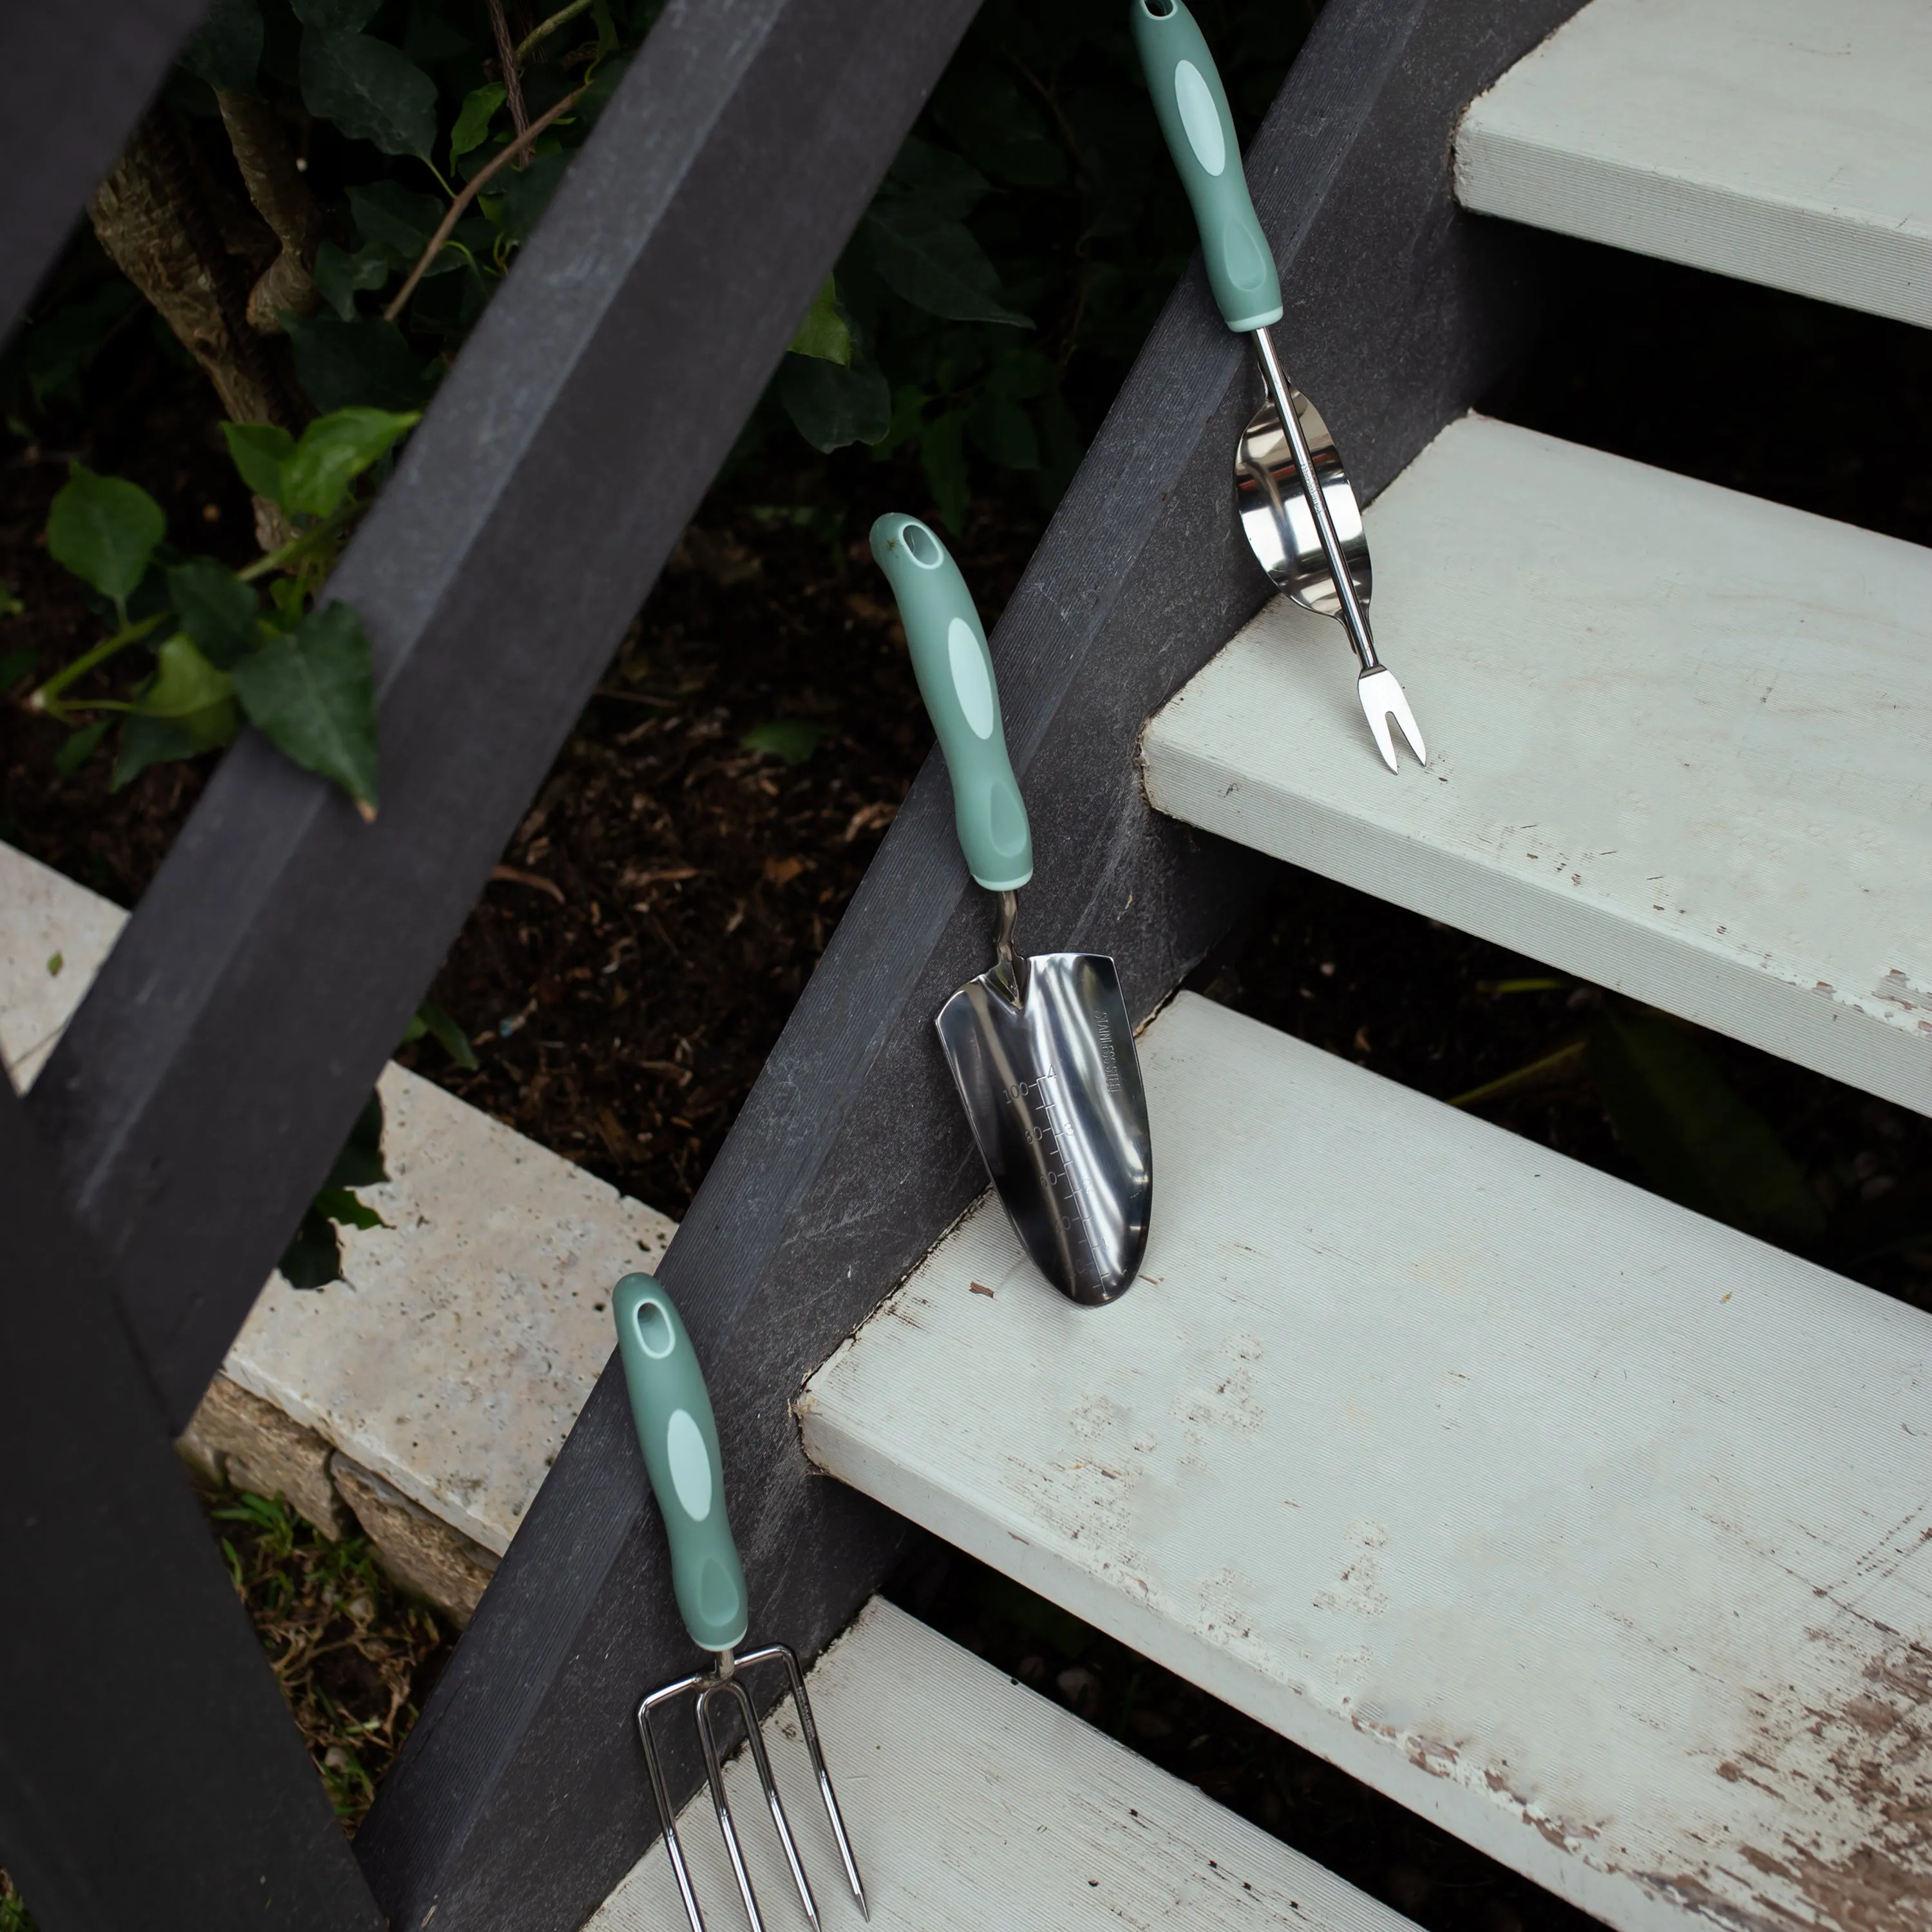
[901,521,943,568]
[633,1298,676,1358]
[1142,0,1177,17]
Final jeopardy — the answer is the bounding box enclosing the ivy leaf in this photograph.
[450,82,506,162]
[1589,1005,1827,1239]
[496,150,571,243]
[741,719,826,766]
[773,355,889,452]
[920,410,971,531]
[284,312,428,413]
[933,73,1065,189]
[968,393,1039,471]
[166,558,258,668]
[300,29,438,159]
[291,0,382,27]
[55,720,109,776]
[231,600,379,815]
[17,280,142,410]
[885,137,991,219]
[222,421,296,501]
[324,1090,386,1189]
[279,406,420,518]
[313,238,392,319]
[278,1206,341,1288]
[112,714,202,791]
[183,0,265,90]
[46,466,166,603]
[864,196,1030,327]
[135,634,239,743]
[314,1186,387,1231]
[346,180,444,260]
[788,277,851,366]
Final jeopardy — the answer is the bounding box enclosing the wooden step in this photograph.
[591,1595,1418,1932]
[1141,413,1932,1116]
[800,991,1932,1932]
[1455,0,1932,328]
[0,842,673,1583]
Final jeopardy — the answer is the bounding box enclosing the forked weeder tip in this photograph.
[1358,670,1426,772]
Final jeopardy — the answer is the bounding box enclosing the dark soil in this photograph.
[6,241,1931,1932]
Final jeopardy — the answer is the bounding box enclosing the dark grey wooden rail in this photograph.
[1,0,1586,1926]
[357,3,1586,1927]
[0,0,212,337]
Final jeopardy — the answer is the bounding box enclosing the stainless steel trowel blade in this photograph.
[935,951,1151,1306]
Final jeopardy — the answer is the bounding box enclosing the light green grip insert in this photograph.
[870,513,1033,893]
[614,1273,748,1654]
[1130,0,1282,332]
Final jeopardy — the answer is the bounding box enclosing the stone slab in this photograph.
[1,840,675,1554]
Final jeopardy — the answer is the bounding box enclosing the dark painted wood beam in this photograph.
[0,1075,383,1932]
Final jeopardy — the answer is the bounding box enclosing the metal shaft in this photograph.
[1251,327,1381,674]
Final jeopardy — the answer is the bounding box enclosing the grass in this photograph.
[0,1486,450,1931]
[205,1487,451,1829]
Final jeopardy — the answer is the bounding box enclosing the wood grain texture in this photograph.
[1455,0,1932,327]
[1144,414,1932,1115]
[802,993,1932,1932]
[593,1598,1418,1932]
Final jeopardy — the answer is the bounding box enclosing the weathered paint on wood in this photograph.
[593,1597,1419,1932]
[1142,415,1932,1116]
[802,992,1932,1932]
[1455,0,1932,328]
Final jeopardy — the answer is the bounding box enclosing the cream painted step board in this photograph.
[1143,413,1932,1116]
[0,842,672,1553]
[1455,0,1932,328]
[802,992,1932,1932]
[592,1597,1416,1932]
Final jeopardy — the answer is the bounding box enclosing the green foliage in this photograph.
[402,997,480,1070]
[1589,1005,1827,1239]
[279,1090,388,1287]
[46,466,164,605]
[741,719,826,766]
[231,603,380,815]
[279,406,420,516]
[299,29,439,159]
[33,406,400,813]
[0,1867,37,1932]
[788,278,852,366]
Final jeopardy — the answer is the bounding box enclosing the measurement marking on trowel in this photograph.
[1006,1067,1106,1280]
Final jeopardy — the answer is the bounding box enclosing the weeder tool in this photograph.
[615,1273,868,1932]
[1133,0,1427,772]
[872,513,1151,1307]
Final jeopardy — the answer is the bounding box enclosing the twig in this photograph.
[486,0,531,158]
[384,86,588,322]
[515,0,594,66]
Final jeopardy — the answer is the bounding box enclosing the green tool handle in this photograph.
[870,513,1033,893]
[613,1273,748,1654]
[1130,0,1282,332]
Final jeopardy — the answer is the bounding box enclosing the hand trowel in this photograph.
[872,513,1151,1307]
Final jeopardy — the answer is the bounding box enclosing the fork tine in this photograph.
[710,1676,822,1932]
[1358,668,1426,771]
[696,1686,769,1932]
[768,1646,870,1921]
[640,1689,710,1932]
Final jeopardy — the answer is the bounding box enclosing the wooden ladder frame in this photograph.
[0,2,1587,1927]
